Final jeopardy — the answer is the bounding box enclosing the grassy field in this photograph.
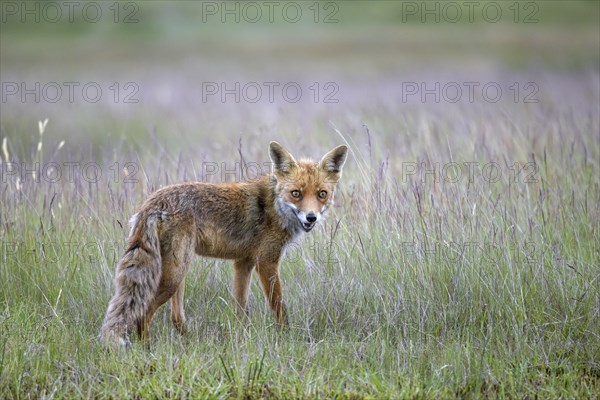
[1,1,599,398]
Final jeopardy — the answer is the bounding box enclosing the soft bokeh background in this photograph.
[2,0,598,156]
[1,1,599,397]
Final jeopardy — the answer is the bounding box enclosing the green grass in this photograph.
[1,96,598,398]
[1,1,599,398]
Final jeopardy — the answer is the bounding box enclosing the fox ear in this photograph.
[269,141,298,177]
[319,145,348,181]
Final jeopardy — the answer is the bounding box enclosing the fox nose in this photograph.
[306,213,317,223]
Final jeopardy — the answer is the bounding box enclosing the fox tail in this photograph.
[99,210,162,348]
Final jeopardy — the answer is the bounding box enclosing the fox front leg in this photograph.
[256,260,288,326]
[233,258,256,318]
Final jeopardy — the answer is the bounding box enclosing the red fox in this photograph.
[99,141,348,347]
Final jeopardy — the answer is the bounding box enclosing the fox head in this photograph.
[269,141,348,233]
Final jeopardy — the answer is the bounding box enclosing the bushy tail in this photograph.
[99,210,162,348]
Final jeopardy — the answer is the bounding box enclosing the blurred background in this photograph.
[0,0,598,170]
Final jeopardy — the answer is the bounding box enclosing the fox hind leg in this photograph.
[170,278,186,335]
[137,272,187,345]
[137,302,159,347]
[136,232,195,344]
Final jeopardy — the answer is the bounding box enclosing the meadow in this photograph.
[1,1,599,398]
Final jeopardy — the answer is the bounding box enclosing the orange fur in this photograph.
[99,142,348,348]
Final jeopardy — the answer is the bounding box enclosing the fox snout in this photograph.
[297,210,320,232]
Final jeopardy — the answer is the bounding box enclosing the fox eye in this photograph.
[290,190,301,198]
[318,190,328,199]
